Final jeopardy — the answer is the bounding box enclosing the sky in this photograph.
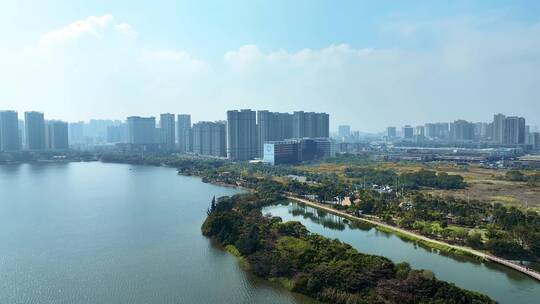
[0,0,539,132]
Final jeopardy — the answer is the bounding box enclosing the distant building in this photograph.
[159,113,176,150]
[18,119,25,149]
[106,124,127,143]
[24,111,46,151]
[450,120,475,141]
[257,110,293,157]
[402,125,414,139]
[127,116,156,145]
[192,121,226,157]
[0,111,21,151]
[504,116,526,145]
[338,125,351,138]
[227,109,257,161]
[46,120,69,150]
[474,122,490,141]
[425,122,449,140]
[69,122,84,145]
[177,114,192,153]
[263,138,331,165]
[85,119,117,143]
[414,126,425,141]
[386,126,397,138]
[292,111,329,139]
[492,113,506,143]
[529,132,540,150]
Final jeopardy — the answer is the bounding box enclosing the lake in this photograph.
[0,162,314,304]
[1,162,538,304]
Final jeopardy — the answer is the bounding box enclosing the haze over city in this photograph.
[1,0,540,131]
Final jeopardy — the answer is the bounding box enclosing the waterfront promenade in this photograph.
[286,195,540,282]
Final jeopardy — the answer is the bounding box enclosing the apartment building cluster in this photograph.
[0,111,69,152]
[1,108,331,164]
[124,109,330,163]
[385,113,539,150]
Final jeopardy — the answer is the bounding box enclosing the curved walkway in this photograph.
[286,195,540,282]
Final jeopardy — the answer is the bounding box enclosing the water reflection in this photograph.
[263,202,540,304]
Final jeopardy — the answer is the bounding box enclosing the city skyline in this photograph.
[1,1,540,131]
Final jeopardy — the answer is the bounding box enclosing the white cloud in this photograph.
[224,44,263,72]
[3,12,540,131]
[37,14,134,50]
[114,23,136,37]
[140,49,209,73]
[218,17,540,130]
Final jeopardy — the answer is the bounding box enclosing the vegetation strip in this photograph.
[287,195,540,282]
[202,193,495,304]
[98,154,540,281]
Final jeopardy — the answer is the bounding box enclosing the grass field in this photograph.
[297,161,540,208]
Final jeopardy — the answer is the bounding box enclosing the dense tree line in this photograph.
[352,191,540,260]
[202,194,494,304]
[344,168,466,190]
[504,170,540,186]
[101,154,539,261]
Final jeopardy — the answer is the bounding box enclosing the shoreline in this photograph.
[29,159,539,282]
[286,195,540,282]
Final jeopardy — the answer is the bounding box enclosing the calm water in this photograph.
[0,162,315,304]
[263,202,540,304]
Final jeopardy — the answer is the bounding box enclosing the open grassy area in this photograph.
[297,161,540,208]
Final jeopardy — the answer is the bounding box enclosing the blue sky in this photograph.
[1,0,539,131]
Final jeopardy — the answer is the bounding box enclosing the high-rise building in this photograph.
[106,124,127,143]
[257,111,293,157]
[338,125,351,138]
[292,111,329,139]
[227,109,257,160]
[402,125,414,139]
[518,117,526,144]
[18,119,25,149]
[85,119,117,143]
[503,116,526,145]
[450,120,475,141]
[424,122,449,140]
[529,132,540,150]
[159,113,176,149]
[386,126,397,138]
[192,121,226,157]
[473,122,489,140]
[0,111,21,151]
[46,120,69,150]
[492,113,506,143]
[127,116,156,144]
[414,126,425,141]
[24,111,46,151]
[69,122,84,144]
[177,114,192,153]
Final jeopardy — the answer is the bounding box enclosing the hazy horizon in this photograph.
[1,1,539,132]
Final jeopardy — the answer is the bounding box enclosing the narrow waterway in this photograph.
[263,202,540,304]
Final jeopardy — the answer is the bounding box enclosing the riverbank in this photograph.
[99,156,540,283]
[203,193,495,304]
[286,195,540,282]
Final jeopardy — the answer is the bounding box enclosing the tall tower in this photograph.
[493,113,506,143]
[127,116,156,144]
[177,114,192,152]
[24,111,46,151]
[159,113,176,150]
[0,111,21,151]
[46,120,69,150]
[227,109,257,160]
